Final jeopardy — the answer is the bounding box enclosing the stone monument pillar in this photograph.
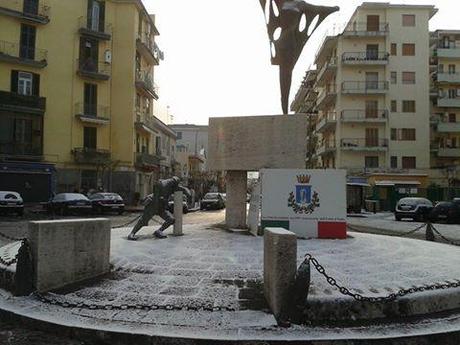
[225,171,247,229]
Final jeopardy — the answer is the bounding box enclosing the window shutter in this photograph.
[10,70,19,93]
[32,73,40,96]
[99,1,105,32]
[87,0,94,26]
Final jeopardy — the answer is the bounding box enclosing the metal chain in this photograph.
[0,231,25,243]
[0,255,17,267]
[112,215,142,229]
[346,223,426,238]
[431,225,460,246]
[34,292,236,312]
[305,254,460,303]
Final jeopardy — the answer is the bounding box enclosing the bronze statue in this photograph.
[259,0,339,114]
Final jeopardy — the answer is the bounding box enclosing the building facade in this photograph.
[0,0,166,202]
[429,30,460,187]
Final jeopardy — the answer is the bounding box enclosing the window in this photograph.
[402,100,416,113]
[87,0,105,32]
[402,72,415,84]
[391,128,397,140]
[79,37,99,72]
[391,129,416,141]
[391,43,397,56]
[366,15,380,32]
[402,15,416,27]
[391,100,397,112]
[20,24,36,60]
[438,64,444,73]
[81,170,97,191]
[365,156,379,168]
[18,72,33,96]
[402,157,416,169]
[23,0,39,15]
[365,100,378,118]
[176,132,182,140]
[448,64,456,74]
[449,113,457,123]
[391,156,398,169]
[402,43,415,56]
[84,127,97,149]
[391,71,397,84]
[84,83,97,116]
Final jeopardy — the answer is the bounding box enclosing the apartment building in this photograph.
[0,0,166,202]
[302,3,436,187]
[429,30,460,187]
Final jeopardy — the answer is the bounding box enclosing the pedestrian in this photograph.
[128,176,190,240]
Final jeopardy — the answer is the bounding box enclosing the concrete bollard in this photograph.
[173,191,184,236]
[264,227,297,323]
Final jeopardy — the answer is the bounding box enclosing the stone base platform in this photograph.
[1,224,460,343]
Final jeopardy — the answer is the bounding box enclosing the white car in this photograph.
[0,191,24,216]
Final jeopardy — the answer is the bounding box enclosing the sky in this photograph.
[144,0,458,125]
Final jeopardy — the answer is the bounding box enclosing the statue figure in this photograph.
[128,176,190,240]
[259,0,339,114]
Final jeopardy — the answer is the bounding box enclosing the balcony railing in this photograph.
[342,81,389,94]
[136,33,163,65]
[343,22,389,36]
[437,72,460,83]
[135,70,159,100]
[0,0,50,24]
[436,45,460,59]
[316,112,337,132]
[75,103,110,124]
[342,51,389,64]
[78,16,112,40]
[437,122,460,133]
[341,109,388,122]
[0,90,46,114]
[341,138,388,150]
[437,96,460,108]
[0,40,47,68]
[317,139,336,156]
[135,108,156,133]
[77,59,111,80]
[437,148,460,158]
[73,148,111,165]
[316,56,337,85]
[316,84,337,109]
[135,152,162,168]
[0,142,43,160]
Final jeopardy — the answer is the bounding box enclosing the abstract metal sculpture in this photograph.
[259,0,339,114]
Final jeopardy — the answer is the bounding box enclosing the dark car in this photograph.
[395,197,433,222]
[45,193,92,216]
[89,193,125,215]
[167,194,189,214]
[200,193,225,210]
[430,200,460,224]
[0,191,24,216]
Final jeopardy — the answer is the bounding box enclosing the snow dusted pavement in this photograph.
[1,220,460,342]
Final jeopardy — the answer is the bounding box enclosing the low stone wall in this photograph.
[28,219,111,292]
[263,227,297,321]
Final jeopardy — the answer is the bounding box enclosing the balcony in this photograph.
[78,16,112,41]
[0,0,50,24]
[436,46,460,59]
[0,90,46,115]
[316,112,337,133]
[437,148,460,158]
[135,152,162,169]
[342,51,389,65]
[317,139,336,156]
[73,148,111,165]
[0,40,47,68]
[342,81,388,95]
[437,72,460,84]
[74,103,110,125]
[136,33,162,66]
[135,70,159,100]
[341,109,388,123]
[77,59,111,81]
[316,84,337,109]
[437,122,460,133]
[316,57,337,86]
[135,108,157,134]
[343,22,388,37]
[437,96,460,108]
[0,143,43,161]
[340,138,388,151]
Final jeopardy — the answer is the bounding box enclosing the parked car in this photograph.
[89,193,125,215]
[0,191,24,216]
[430,200,460,224]
[200,193,225,210]
[167,194,189,214]
[395,197,433,222]
[45,193,92,215]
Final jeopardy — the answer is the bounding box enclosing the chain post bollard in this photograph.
[14,239,35,296]
[426,222,435,242]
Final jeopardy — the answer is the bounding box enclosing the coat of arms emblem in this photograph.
[288,174,320,214]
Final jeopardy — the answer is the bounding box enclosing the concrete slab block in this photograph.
[264,227,297,320]
[28,219,111,292]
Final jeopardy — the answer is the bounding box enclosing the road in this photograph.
[0,209,225,345]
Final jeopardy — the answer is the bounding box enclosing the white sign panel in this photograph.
[261,169,347,239]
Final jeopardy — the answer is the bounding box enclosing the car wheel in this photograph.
[118,210,124,216]
[16,209,24,217]
[415,213,424,222]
